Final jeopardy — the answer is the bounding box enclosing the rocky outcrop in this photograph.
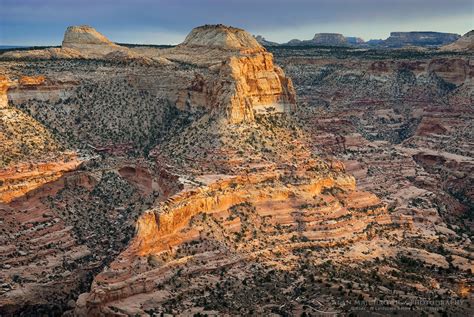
[428,58,471,85]
[312,33,348,46]
[0,75,65,168]
[3,25,473,316]
[2,24,296,124]
[180,24,263,53]
[143,24,297,123]
[212,51,296,122]
[1,25,128,60]
[383,31,460,47]
[440,30,474,52]
[62,25,127,58]
[0,155,80,203]
[0,162,167,316]
[0,75,9,106]
[282,33,349,47]
[0,75,79,202]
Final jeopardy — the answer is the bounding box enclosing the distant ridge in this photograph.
[254,30,464,48]
[0,45,29,50]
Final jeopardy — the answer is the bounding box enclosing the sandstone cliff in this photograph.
[0,75,63,168]
[74,162,412,315]
[2,24,472,316]
[138,24,297,123]
[62,25,128,58]
[180,24,263,52]
[182,25,296,123]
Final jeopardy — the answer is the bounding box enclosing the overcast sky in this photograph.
[1,0,472,45]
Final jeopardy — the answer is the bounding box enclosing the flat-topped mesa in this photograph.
[62,25,126,57]
[384,31,460,47]
[0,76,10,108]
[312,33,348,46]
[180,24,265,53]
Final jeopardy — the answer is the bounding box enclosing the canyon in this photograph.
[0,24,473,316]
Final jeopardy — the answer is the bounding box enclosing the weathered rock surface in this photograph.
[61,25,128,58]
[0,74,79,203]
[1,25,473,316]
[180,24,263,52]
[0,161,170,315]
[441,30,474,52]
[77,166,411,315]
[132,24,297,123]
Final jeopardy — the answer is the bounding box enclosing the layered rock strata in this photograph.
[75,164,412,315]
[0,75,78,202]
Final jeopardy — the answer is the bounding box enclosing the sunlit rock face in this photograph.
[171,24,297,123]
[213,51,296,123]
[1,23,472,316]
[0,75,79,203]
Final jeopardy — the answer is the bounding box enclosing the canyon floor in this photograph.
[0,25,473,316]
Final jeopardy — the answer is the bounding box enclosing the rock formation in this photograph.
[440,30,474,52]
[180,24,263,52]
[0,24,473,316]
[136,24,296,123]
[312,33,348,46]
[254,35,280,47]
[0,75,79,203]
[61,25,128,58]
[282,33,350,47]
[383,31,460,47]
[1,25,128,59]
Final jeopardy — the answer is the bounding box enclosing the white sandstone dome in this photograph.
[181,24,264,51]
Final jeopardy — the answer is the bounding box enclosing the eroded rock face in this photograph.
[2,25,473,316]
[62,25,125,58]
[2,24,296,124]
[0,75,79,203]
[75,163,412,315]
[180,24,263,52]
[213,52,296,122]
[0,162,171,316]
[169,24,297,123]
[145,24,297,123]
[62,25,114,47]
[441,30,474,52]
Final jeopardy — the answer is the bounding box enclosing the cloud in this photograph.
[1,0,472,45]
